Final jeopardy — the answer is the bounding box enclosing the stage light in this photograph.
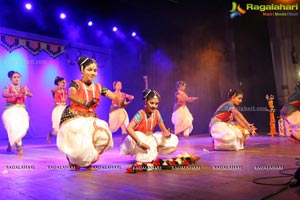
[131,32,136,37]
[88,21,93,26]
[113,26,118,32]
[25,3,32,10]
[60,13,66,19]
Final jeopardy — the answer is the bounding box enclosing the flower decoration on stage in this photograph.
[125,152,200,174]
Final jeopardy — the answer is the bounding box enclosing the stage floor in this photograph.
[1,134,300,200]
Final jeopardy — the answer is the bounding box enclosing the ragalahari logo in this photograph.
[230,2,246,19]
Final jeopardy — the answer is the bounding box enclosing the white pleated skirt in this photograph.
[51,104,67,134]
[57,117,113,167]
[2,105,29,146]
[171,105,193,135]
[109,108,129,133]
[210,121,249,151]
[120,131,178,162]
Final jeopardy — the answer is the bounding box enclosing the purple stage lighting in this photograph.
[60,13,66,19]
[112,26,118,32]
[25,3,32,10]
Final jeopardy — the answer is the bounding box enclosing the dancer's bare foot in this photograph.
[16,150,23,156]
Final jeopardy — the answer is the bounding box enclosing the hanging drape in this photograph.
[0,33,64,58]
[268,17,300,105]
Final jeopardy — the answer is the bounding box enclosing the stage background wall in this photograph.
[0,27,112,139]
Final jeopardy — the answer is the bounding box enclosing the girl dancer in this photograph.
[2,70,32,155]
[209,89,257,150]
[57,56,123,170]
[47,76,67,142]
[109,81,134,138]
[120,89,178,162]
[171,81,198,138]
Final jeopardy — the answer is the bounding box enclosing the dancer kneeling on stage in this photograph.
[280,81,300,143]
[57,56,124,170]
[120,89,178,162]
[209,89,257,150]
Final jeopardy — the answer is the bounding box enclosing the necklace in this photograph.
[82,81,95,102]
[143,110,154,132]
[13,85,20,93]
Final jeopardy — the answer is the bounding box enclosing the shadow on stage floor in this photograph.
[1,133,300,200]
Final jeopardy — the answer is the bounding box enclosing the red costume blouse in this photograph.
[69,80,103,114]
[133,109,162,134]
[173,90,188,111]
[111,92,126,107]
[4,85,27,105]
[53,89,67,104]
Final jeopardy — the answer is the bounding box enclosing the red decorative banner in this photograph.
[0,34,65,58]
[24,40,41,55]
[44,44,64,57]
[0,35,22,52]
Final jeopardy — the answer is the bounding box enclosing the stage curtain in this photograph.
[268,17,300,105]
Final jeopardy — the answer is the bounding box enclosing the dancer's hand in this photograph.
[128,95,134,101]
[248,124,257,136]
[163,129,171,138]
[189,97,198,102]
[139,143,150,150]
[15,90,25,98]
[86,98,98,108]
[20,89,31,96]
[120,100,131,108]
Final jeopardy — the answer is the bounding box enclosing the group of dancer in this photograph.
[2,55,300,170]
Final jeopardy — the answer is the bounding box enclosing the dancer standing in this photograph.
[209,89,257,150]
[57,56,123,170]
[2,70,32,156]
[171,81,198,138]
[109,81,134,138]
[120,89,178,162]
[47,76,67,142]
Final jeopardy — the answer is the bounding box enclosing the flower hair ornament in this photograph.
[143,90,160,103]
[152,90,160,99]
